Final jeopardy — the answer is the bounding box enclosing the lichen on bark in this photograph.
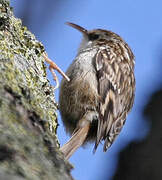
[0,0,73,179]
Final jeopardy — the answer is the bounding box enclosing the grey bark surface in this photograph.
[0,0,73,179]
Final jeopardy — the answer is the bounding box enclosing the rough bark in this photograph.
[0,0,73,179]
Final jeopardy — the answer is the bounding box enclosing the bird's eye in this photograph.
[88,33,99,41]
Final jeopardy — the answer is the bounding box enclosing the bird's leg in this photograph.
[42,52,70,89]
[49,65,59,90]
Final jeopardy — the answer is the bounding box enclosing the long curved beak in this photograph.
[66,22,88,35]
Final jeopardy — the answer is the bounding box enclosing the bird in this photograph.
[59,22,135,159]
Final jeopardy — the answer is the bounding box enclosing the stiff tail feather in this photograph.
[60,122,90,159]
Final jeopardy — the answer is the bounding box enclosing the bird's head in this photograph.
[66,22,123,51]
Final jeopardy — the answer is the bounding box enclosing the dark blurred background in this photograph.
[10,0,162,179]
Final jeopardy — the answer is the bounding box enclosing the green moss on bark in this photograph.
[0,0,73,179]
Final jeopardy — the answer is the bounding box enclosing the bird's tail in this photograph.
[60,121,90,159]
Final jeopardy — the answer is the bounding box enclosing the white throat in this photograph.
[78,36,92,53]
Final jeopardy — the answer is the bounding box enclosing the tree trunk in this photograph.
[0,0,73,179]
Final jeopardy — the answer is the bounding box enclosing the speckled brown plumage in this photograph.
[59,23,135,159]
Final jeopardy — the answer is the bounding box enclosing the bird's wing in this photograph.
[94,45,135,152]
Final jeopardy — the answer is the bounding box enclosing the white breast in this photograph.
[67,47,98,95]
